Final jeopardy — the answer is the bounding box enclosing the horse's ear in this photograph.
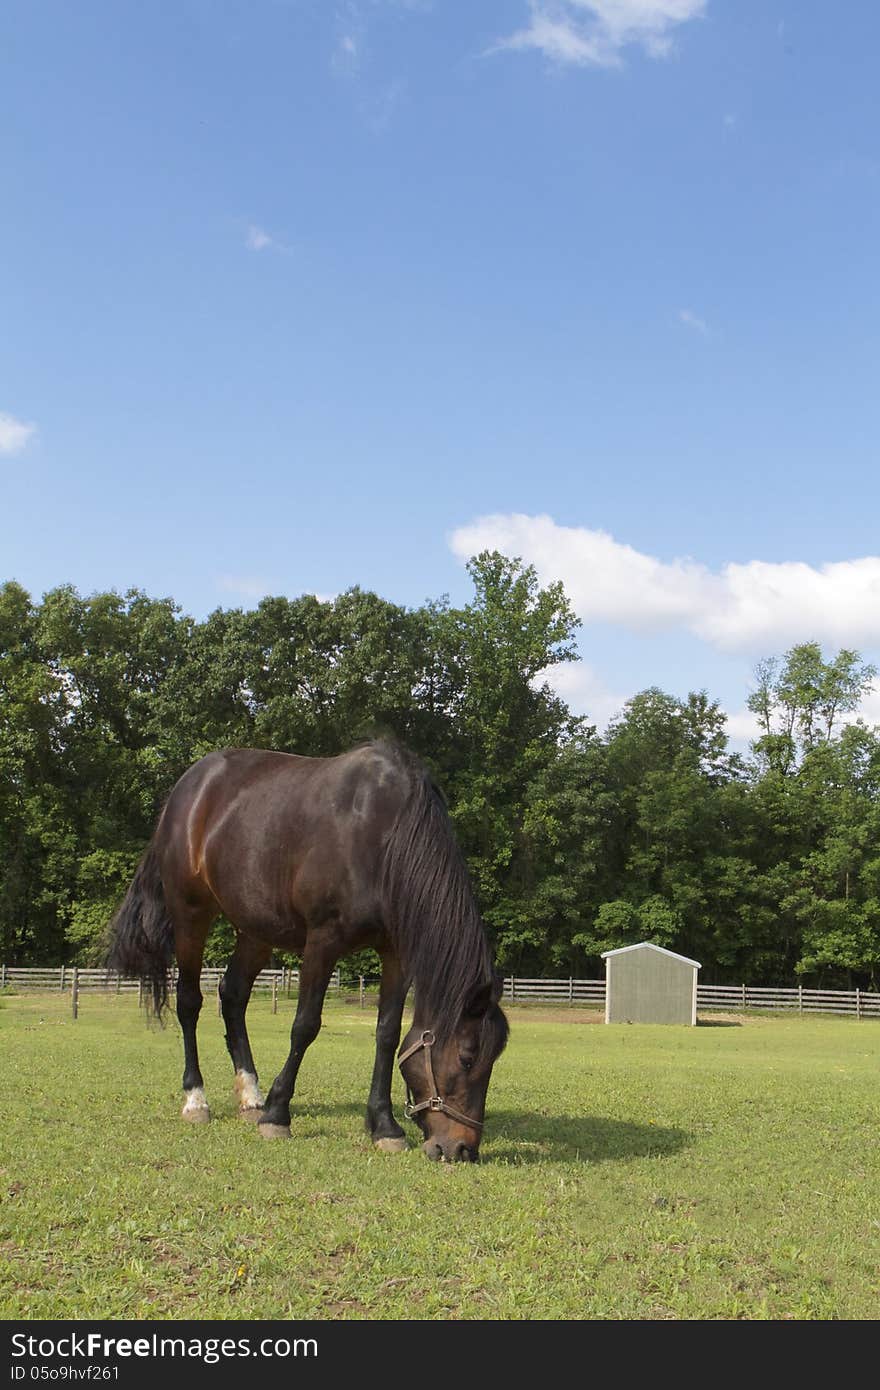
[464,980,495,1018]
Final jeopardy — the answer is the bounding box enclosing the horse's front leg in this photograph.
[365,953,408,1153]
[258,936,338,1140]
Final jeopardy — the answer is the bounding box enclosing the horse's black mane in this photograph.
[375,740,508,1059]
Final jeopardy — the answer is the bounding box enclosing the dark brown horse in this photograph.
[107,740,508,1162]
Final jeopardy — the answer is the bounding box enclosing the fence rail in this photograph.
[696,982,880,1018]
[2,967,878,1019]
[503,977,606,1004]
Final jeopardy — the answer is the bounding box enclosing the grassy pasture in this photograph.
[1,991,878,1320]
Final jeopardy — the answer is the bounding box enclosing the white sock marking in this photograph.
[182,1086,209,1114]
[234,1070,264,1110]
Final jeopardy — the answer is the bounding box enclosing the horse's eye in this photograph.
[459,1055,475,1071]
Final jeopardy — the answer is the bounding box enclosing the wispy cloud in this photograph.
[678,307,709,336]
[332,0,368,77]
[492,0,707,70]
[362,77,407,132]
[0,411,37,455]
[332,29,361,76]
[330,5,407,131]
[450,513,880,655]
[217,574,274,601]
[245,223,289,253]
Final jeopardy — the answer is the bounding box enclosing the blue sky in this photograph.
[3,1,880,736]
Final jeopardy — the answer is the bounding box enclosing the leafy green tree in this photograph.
[3,567,880,994]
[748,643,876,775]
[423,553,583,967]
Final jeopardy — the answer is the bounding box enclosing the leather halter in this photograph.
[398,1030,483,1132]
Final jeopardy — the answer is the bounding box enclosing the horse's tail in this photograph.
[106,840,175,1019]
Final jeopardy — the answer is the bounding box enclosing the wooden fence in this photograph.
[501,976,880,1018]
[0,965,338,997]
[2,967,878,1020]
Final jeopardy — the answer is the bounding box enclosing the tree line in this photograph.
[2,554,879,987]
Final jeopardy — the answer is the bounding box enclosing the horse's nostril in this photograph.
[421,1139,443,1161]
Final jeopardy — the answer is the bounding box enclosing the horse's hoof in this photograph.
[374,1137,408,1153]
[182,1106,211,1124]
[258,1122,292,1140]
[239,1107,264,1123]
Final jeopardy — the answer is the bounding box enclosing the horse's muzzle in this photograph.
[421,1138,479,1163]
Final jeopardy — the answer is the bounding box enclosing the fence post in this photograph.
[569,977,574,1006]
[115,970,121,994]
[138,978,144,1009]
[72,967,79,1020]
[509,977,515,1003]
[1,964,6,989]
[798,984,803,1014]
[742,983,747,1012]
[856,988,861,1020]
[272,974,278,1015]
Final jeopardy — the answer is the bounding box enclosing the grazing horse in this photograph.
[107,740,509,1162]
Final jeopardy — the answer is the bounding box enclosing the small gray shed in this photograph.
[601,943,701,1025]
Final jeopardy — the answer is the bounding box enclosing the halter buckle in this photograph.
[428,1095,444,1111]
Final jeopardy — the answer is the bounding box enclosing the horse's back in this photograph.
[156,743,412,939]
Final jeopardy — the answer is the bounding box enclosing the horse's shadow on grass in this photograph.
[293,1102,689,1165]
[480,1111,690,1166]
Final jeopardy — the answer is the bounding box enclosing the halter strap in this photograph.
[398,1029,483,1132]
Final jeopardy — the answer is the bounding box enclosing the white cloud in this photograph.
[721,706,761,746]
[538,657,629,729]
[494,0,706,69]
[449,513,880,655]
[0,412,37,455]
[678,307,708,335]
[857,686,880,728]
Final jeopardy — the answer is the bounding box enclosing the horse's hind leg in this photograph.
[366,952,408,1153]
[219,934,271,1120]
[174,915,213,1123]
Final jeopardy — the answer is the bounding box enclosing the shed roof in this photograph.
[600,942,701,969]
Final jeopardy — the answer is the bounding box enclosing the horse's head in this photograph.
[398,979,509,1163]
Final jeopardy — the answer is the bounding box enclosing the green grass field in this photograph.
[1,991,878,1320]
